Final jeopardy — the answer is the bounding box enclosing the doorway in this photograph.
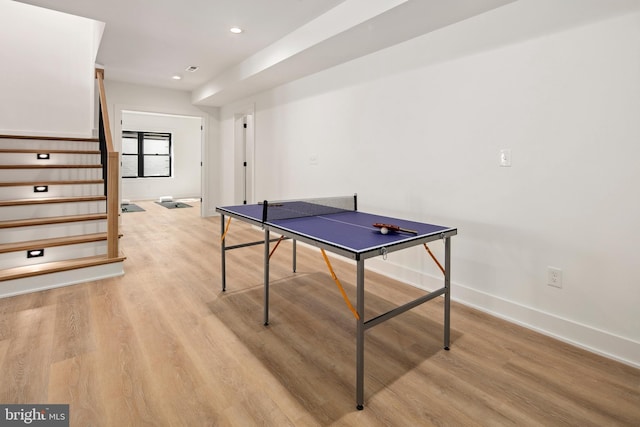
[119,110,205,216]
[234,106,255,205]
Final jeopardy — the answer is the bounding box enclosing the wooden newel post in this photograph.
[107,152,119,258]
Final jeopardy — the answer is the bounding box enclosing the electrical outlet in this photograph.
[547,267,563,288]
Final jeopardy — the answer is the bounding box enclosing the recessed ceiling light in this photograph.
[230,27,243,34]
[172,75,182,80]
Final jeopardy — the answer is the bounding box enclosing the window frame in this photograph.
[121,131,172,178]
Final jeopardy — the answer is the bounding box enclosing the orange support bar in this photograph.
[424,243,445,275]
[269,235,286,259]
[221,217,232,242]
[320,249,360,320]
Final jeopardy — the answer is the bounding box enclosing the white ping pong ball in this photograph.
[380,227,388,235]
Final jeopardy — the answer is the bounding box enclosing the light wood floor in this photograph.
[0,200,638,426]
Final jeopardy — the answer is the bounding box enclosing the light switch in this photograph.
[499,149,512,167]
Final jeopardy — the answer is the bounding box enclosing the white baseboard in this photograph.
[204,227,640,369]
[0,262,124,299]
[451,282,640,369]
[366,258,640,369]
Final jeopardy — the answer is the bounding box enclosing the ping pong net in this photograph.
[261,194,357,223]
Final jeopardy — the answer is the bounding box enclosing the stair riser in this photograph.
[0,241,107,269]
[1,220,108,244]
[0,139,99,151]
[0,168,103,182]
[0,184,103,199]
[1,201,106,221]
[0,153,101,165]
[0,261,124,297]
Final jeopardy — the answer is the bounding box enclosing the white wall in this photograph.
[103,80,221,215]
[0,1,104,137]
[121,112,202,201]
[219,9,640,366]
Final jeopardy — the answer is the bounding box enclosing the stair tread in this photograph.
[0,164,102,169]
[0,134,122,283]
[0,213,108,229]
[0,180,104,187]
[0,135,99,142]
[0,255,125,282]
[0,233,109,253]
[0,148,101,154]
[0,195,106,206]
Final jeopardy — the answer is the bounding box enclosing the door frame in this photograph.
[233,104,255,205]
[114,104,207,217]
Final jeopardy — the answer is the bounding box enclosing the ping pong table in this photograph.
[216,195,457,410]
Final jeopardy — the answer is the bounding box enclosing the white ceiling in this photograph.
[16,0,347,89]
[14,0,640,106]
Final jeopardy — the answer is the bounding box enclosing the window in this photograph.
[122,131,172,178]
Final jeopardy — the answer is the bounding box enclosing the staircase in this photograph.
[0,134,125,296]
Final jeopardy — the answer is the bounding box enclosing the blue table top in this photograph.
[217,203,456,255]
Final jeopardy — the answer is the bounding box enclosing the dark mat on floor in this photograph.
[155,201,192,209]
[121,204,145,213]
